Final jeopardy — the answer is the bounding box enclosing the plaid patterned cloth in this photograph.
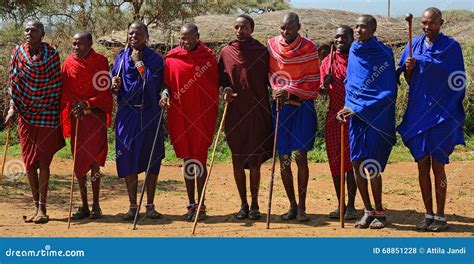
[320,51,352,176]
[9,43,62,127]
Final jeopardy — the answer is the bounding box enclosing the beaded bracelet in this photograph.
[135,61,145,75]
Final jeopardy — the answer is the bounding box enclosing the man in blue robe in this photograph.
[337,15,397,229]
[398,7,465,232]
[111,21,165,221]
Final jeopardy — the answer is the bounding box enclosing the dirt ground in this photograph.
[0,159,473,237]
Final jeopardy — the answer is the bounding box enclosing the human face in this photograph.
[334,28,353,53]
[179,27,199,51]
[280,18,300,44]
[234,17,253,40]
[24,22,43,46]
[128,23,147,50]
[72,34,92,57]
[355,17,374,42]
[421,10,443,41]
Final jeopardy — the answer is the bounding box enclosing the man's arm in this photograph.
[403,57,416,84]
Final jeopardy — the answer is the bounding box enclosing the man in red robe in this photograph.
[60,32,113,220]
[161,23,219,221]
[320,26,357,220]
[5,21,65,224]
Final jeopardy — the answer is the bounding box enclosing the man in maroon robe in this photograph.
[218,15,273,220]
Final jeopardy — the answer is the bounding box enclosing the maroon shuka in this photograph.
[218,38,273,169]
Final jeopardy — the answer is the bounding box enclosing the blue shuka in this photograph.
[112,46,165,178]
[397,33,465,164]
[273,100,317,156]
[345,37,397,171]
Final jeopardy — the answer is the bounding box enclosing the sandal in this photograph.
[186,203,197,221]
[354,209,375,229]
[89,204,102,220]
[296,209,310,222]
[369,210,387,229]
[281,206,297,221]
[235,205,249,220]
[329,206,345,219]
[33,212,49,224]
[123,204,138,221]
[23,200,38,223]
[248,209,262,220]
[344,207,358,220]
[195,205,207,221]
[427,216,448,232]
[145,204,162,219]
[72,206,91,220]
[23,213,37,223]
[416,214,434,231]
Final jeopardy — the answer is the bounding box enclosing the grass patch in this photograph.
[1,129,473,164]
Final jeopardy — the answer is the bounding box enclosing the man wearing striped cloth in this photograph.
[268,12,320,222]
[5,21,65,224]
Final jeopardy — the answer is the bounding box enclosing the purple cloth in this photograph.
[112,46,165,178]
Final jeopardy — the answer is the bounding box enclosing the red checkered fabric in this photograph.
[320,51,352,176]
[9,43,62,127]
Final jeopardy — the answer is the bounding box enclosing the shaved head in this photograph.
[421,7,444,41]
[24,20,45,46]
[280,12,301,44]
[282,12,299,25]
[355,15,377,41]
[237,14,255,30]
[73,31,93,57]
[359,14,377,32]
[180,23,199,51]
[181,23,198,35]
[74,31,93,43]
[337,25,354,37]
[26,21,44,33]
[424,7,442,21]
[129,21,149,37]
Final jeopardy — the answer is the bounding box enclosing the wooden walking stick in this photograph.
[67,118,79,228]
[266,98,282,229]
[133,109,165,230]
[192,101,229,235]
[328,44,334,75]
[339,122,345,228]
[405,13,413,58]
[320,44,334,99]
[0,123,11,185]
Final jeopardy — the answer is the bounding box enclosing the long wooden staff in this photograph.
[67,118,79,229]
[405,13,413,57]
[0,123,11,185]
[339,122,345,228]
[266,98,282,229]
[192,101,229,235]
[328,44,334,75]
[133,110,165,230]
[116,32,130,78]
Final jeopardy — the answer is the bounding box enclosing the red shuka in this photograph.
[60,50,113,177]
[164,43,219,164]
[320,50,352,176]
